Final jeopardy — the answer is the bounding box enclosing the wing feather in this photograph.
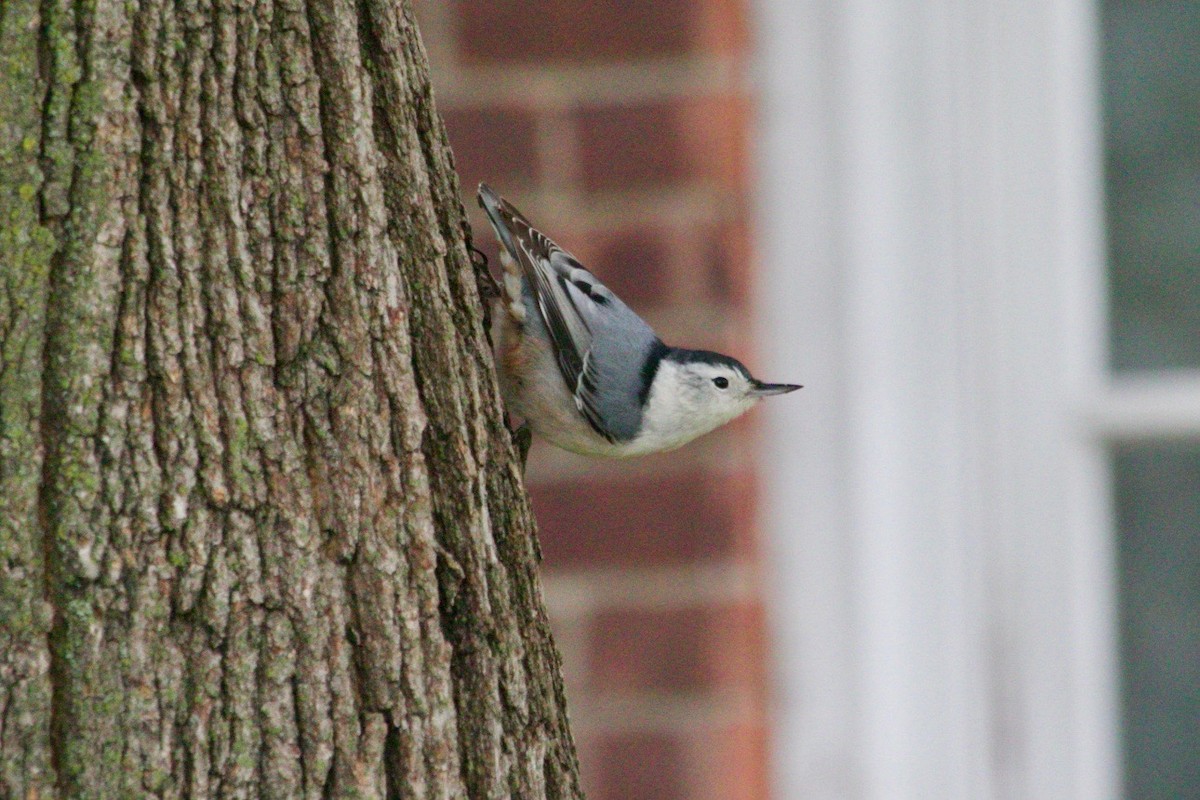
[479,185,657,443]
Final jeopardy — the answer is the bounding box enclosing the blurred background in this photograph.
[414,1,1198,798]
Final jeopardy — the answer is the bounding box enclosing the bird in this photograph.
[478,183,800,461]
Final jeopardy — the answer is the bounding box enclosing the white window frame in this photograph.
[750,1,1200,797]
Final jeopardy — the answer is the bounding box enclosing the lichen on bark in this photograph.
[0,0,57,794]
[0,0,583,796]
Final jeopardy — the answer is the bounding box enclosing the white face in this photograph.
[635,359,761,454]
[678,361,760,421]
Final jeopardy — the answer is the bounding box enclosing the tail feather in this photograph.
[478,183,520,257]
[478,183,527,322]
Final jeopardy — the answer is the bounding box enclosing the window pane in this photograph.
[1114,445,1200,798]
[1102,1,1200,371]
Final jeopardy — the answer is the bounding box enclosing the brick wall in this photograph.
[415,2,769,797]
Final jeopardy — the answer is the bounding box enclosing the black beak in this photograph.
[749,380,802,397]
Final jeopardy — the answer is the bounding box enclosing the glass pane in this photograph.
[1102,1,1200,371]
[1114,445,1200,798]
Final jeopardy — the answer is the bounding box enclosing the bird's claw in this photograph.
[511,422,532,471]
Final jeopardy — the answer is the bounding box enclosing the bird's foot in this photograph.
[511,422,532,471]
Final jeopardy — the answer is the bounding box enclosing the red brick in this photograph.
[679,94,751,189]
[709,601,767,696]
[588,606,708,692]
[587,602,766,694]
[575,95,750,194]
[441,105,538,192]
[702,217,752,305]
[590,731,688,800]
[592,227,671,308]
[700,723,770,800]
[455,0,694,65]
[530,471,753,570]
[576,101,690,193]
[696,0,752,57]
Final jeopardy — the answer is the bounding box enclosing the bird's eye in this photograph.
[712,376,729,389]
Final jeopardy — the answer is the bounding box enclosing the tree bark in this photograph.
[0,0,582,796]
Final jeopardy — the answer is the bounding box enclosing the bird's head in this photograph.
[637,348,801,453]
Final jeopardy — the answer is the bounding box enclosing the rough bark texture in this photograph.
[0,0,583,796]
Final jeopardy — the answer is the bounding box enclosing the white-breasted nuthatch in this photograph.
[479,183,801,459]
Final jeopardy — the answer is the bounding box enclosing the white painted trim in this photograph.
[751,3,861,796]
[1081,372,1200,441]
[752,1,1121,797]
[1049,3,1125,797]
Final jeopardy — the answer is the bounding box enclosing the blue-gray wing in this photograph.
[478,184,659,442]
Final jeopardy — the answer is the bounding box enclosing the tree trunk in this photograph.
[0,0,582,796]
